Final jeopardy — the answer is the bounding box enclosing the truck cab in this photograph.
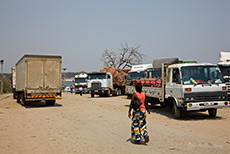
[126,64,152,85]
[87,72,113,97]
[218,51,230,98]
[165,63,228,118]
[74,73,88,94]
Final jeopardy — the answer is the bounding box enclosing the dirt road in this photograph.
[0,93,230,154]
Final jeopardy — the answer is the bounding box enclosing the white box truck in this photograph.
[15,55,62,106]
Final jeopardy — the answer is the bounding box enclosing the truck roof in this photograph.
[153,58,179,68]
[88,72,109,75]
[16,54,62,66]
[219,51,230,62]
[168,63,217,68]
[130,64,152,72]
[75,73,87,78]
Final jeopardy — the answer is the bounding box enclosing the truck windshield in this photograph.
[88,73,106,79]
[75,78,86,83]
[128,72,143,80]
[148,70,162,78]
[181,66,224,85]
[219,66,230,82]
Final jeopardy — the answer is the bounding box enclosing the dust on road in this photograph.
[0,93,230,154]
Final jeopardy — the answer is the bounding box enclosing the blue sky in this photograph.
[0,0,230,73]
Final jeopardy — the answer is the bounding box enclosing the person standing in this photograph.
[70,85,73,94]
[128,83,151,143]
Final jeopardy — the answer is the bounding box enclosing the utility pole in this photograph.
[0,60,4,94]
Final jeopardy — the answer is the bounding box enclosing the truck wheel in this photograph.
[173,100,181,119]
[24,101,31,106]
[46,100,55,106]
[127,94,132,99]
[208,109,217,118]
[20,94,26,106]
[117,89,121,96]
[91,92,94,98]
[17,93,21,103]
[160,102,166,108]
[107,90,111,97]
[13,89,17,99]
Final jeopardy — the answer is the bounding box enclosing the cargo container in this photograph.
[15,55,62,106]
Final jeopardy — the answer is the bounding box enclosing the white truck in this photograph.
[87,72,124,97]
[218,51,230,98]
[74,73,88,94]
[15,55,62,106]
[126,61,230,118]
[126,63,152,97]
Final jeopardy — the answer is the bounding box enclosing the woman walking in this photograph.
[128,83,151,143]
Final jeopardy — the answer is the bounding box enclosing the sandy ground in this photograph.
[0,92,230,154]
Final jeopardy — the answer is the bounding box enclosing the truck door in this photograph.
[107,74,113,89]
[27,59,43,90]
[44,59,61,90]
[166,68,182,100]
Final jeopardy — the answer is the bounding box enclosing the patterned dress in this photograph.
[131,106,148,142]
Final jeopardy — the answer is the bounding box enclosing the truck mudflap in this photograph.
[186,101,230,111]
[25,94,62,101]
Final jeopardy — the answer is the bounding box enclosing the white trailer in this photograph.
[15,55,62,106]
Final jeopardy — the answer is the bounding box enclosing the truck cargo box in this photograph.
[16,55,62,92]
[15,55,62,106]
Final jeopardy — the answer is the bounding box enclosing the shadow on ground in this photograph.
[19,102,62,108]
[124,104,223,121]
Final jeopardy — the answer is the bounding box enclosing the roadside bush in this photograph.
[0,79,12,93]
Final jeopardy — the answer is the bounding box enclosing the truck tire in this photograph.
[173,100,181,119]
[117,89,121,96]
[17,93,21,103]
[160,102,166,108]
[20,94,31,106]
[46,100,55,106]
[107,90,111,97]
[91,92,94,98]
[13,89,17,99]
[208,109,217,118]
[24,101,31,106]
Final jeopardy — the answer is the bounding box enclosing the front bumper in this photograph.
[186,101,230,111]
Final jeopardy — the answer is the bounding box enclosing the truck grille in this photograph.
[91,82,102,90]
[184,91,227,102]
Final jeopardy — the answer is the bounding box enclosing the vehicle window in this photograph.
[172,68,181,84]
[181,66,224,85]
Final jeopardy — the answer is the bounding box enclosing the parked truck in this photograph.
[87,67,129,97]
[11,67,17,99]
[126,58,230,118]
[218,51,230,98]
[74,73,88,94]
[126,63,153,98]
[15,55,62,106]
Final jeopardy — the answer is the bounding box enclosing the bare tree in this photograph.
[101,43,145,69]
